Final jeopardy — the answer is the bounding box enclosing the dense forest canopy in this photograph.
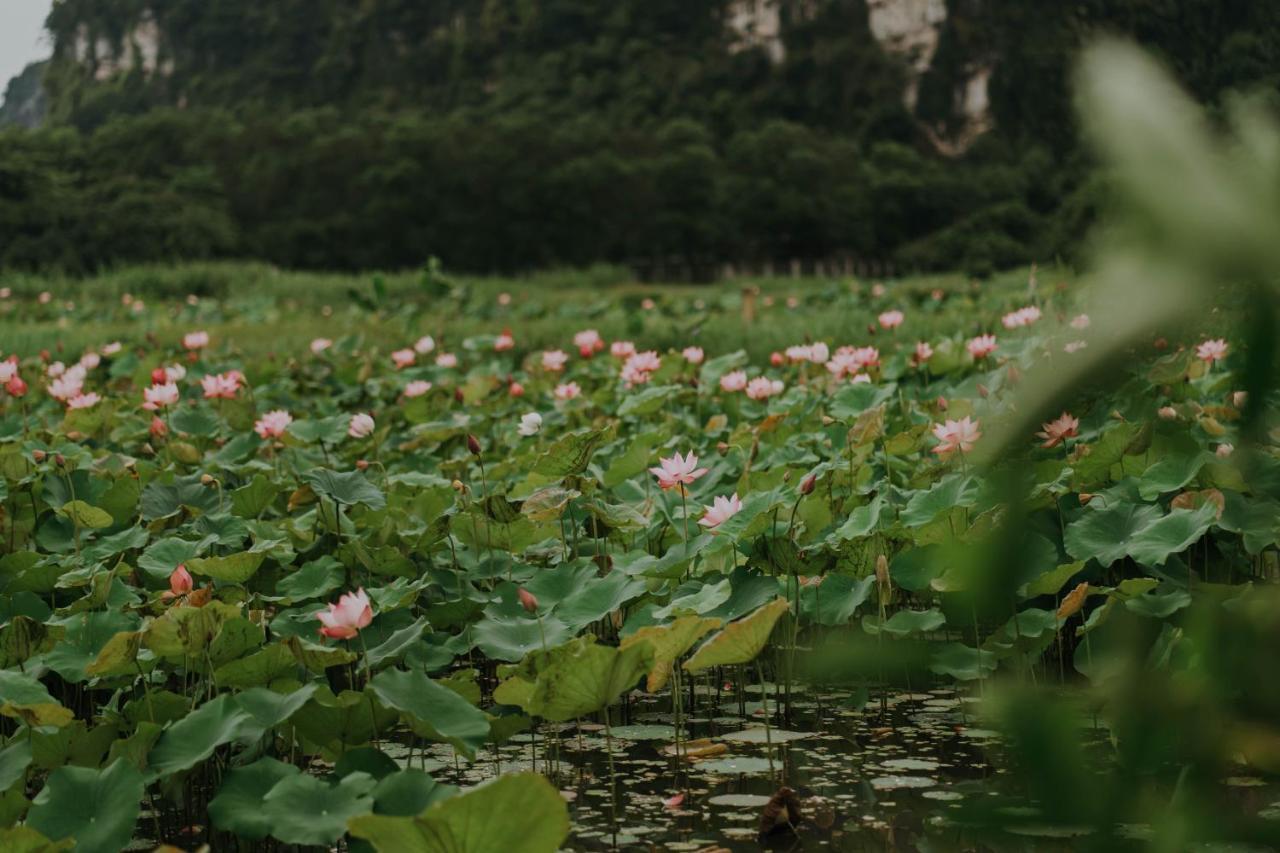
[2,0,1279,276]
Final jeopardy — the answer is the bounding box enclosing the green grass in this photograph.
[0,261,1074,360]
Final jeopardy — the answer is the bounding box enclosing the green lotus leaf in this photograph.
[368,668,489,758]
[208,756,299,840]
[186,551,266,583]
[348,771,569,853]
[303,468,387,509]
[27,759,144,853]
[684,597,790,673]
[620,614,721,692]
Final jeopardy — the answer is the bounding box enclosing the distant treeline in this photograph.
[0,109,1098,278]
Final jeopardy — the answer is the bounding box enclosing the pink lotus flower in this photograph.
[1001,306,1041,329]
[698,494,742,529]
[254,409,293,439]
[745,377,784,400]
[720,370,748,392]
[621,351,661,385]
[650,451,709,490]
[101,341,122,356]
[682,346,704,365]
[808,342,830,364]
[554,381,581,401]
[1196,338,1228,363]
[201,372,241,400]
[0,361,16,383]
[67,392,100,410]
[1036,412,1079,448]
[542,350,569,372]
[825,351,860,379]
[310,337,333,355]
[164,364,187,383]
[348,413,375,439]
[435,353,458,368]
[1216,443,1234,458]
[498,292,512,306]
[391,349,416,369]
[770,352,785,366]
[143,382,180,410]
[183,331,209,350]
[662,793,685,809]
[912,341,934,365]
[316,588,373,639]
[4,376,27,397]
[46,361,65,378]
[494,331,515,351]
[574,329,604,354]
[872,283,886,298]
[932,416,981,456]
[785,345,813,363]
[149,416,166,437]
[1158,406,1178,420]
[878,310,905,330]
[162,564,193,601]
[509,381,524,397]
[1070,314,1091,330]
[414,335,436,354]
[610,341,636,359]
[1064,340,1088,354]
[967,334,998,359]
[78,352,101,370]
[48,376,83,402]
[404,380,432,398]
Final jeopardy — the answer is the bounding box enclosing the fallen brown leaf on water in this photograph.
[663,738,728,760]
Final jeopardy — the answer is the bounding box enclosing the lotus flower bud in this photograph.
[356,459,370,470]
[509,381,524,397]
[200,474,214,485]
[32,449,46,462]
[1158,406,1177,420]
[1078,492,1095,505]
[875,554,889,587]
[770,352,784,366]
[799,472,817,495]
[466,433,482,456]
[54,454,65,468]
[150,367,167,385]
[451,479,465,492]
[454,388,464,403]
[518,588,539,614]
[936,397,948,411]
[5,376,27,397]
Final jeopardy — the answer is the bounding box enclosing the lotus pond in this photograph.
[2,259,1280,853]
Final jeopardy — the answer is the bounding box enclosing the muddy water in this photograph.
[410,685,1027,851]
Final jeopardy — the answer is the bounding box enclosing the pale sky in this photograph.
[0,0,54,87]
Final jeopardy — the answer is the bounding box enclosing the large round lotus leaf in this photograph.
[302,468,386,509]
[349,771,569,853]
[368,668,489,758]
[801,574,876,626]
[370,769,458,816]
[186,551,266,583]
[0,739,33,791]
[0,826,74,852]
[209,757,299,840]
[262,770,377,846]
[147,693,253,775]
[620,614,721,691]
[684,597,790,673]
[27,759,144,853]
[471,612,573,662]
[526,638,654,721]
[0,670,74,728]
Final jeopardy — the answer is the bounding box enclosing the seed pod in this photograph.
[875,554,889,588]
